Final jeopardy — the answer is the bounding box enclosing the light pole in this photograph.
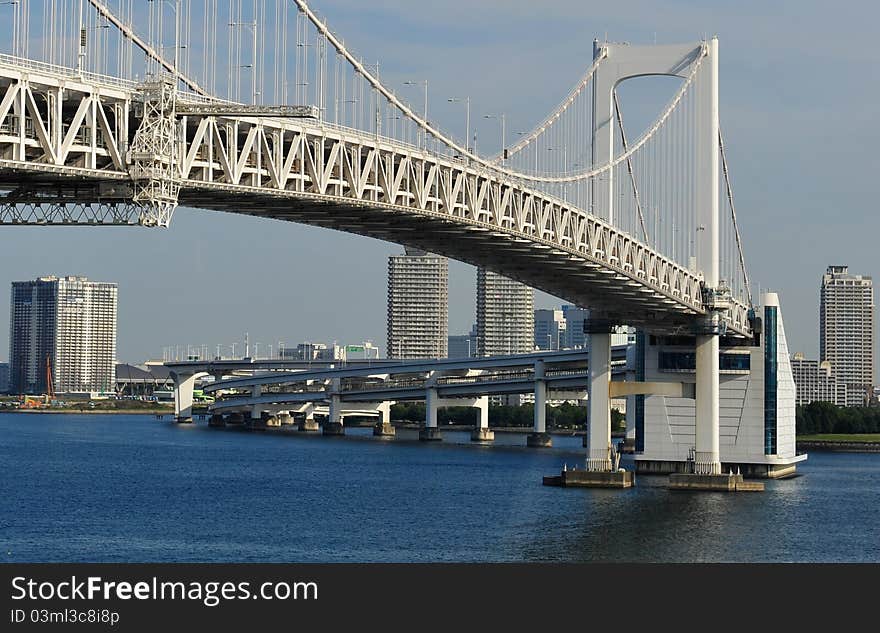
[484,113,506,163]
[148,0,181,82]
[448,97,470,153]
[230,20,259,104]
[403,80,428,149]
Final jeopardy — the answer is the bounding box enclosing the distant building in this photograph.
[279,341,379,361]
[561,304,589,349]
[387,248,448,359]
[9,276,117,395]
[790,353,847,407]
[820,265,874,406]
[475,269,534,356]
[448,327,477,359]
[534,309,566,351]
[0,362,9,393]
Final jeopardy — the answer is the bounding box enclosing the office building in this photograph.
[0,361,8,393]
[448,326,477,359]
[819,266,874,406]
[790,353,847,407]
[561,304,589,349]
[534,309,566,351]
[387,248,448,359]
[9,276,117,395]
[475,269,534,356]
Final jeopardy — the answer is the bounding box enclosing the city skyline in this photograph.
[0,1,878,367]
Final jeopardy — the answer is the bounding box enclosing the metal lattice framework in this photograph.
[0,1,756,337]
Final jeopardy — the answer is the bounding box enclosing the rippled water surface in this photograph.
[1,413,878,562]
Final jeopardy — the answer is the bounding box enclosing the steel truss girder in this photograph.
[0,62,752,336]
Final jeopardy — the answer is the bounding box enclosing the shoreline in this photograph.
[796,440,880,453]
[2,408,176,416]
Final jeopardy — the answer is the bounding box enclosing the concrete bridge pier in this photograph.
[297,403,320,432]
[249,384,266,429]
[277,411,294,426]
[373,401,396,437]
[171,371,197,423]
[470,396,494,442]
[527,361,552,447]
[324,381,345,436]
[586,332,613,471]
[694,333,722,474]
[419,385,442,441]
[550,326,633,488]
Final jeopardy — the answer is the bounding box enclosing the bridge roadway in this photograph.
[168,348,653,446]
[0,54,750,337]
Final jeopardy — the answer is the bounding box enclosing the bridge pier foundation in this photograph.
[470,396,494,442]
[373,402,396,437]
[171,372,196,423]
[420,386,442,441]
[694,333,722,474]
[528,369,552,447]
[586,332,613,471]
[324,387,345,436]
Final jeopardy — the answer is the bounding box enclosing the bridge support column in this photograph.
[171,372,196,423]
[694,334,722,474]
[420,386,442,441]
[586,332,613,471]
[249,385,266,429]
[298,405,320,432]
[528,363,552,447]
[373,401,396,437]
[470,396,494,442]
[324,386,345,436]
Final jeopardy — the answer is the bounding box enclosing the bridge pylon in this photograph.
[128,78,180,227]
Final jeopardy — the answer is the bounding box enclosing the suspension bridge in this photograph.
[0,1,801,486]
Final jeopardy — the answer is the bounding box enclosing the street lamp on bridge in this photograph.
[484,113,506,164]
[229,19,259,104]
[403,79,428,149]
[448,96,470,154]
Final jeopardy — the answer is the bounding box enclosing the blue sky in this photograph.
[1,0,877,363]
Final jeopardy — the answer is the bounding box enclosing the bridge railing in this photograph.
[0,54,227,105]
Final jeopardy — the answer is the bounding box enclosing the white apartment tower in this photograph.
[387,248,448,359]
[819,266,874,406]
[475,269,534,356]
[790,353,847,407]
[9,276,117,395]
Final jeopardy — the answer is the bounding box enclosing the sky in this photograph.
[1,0,878,364]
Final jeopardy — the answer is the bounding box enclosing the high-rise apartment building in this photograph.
[819,265,874,406]
[387,248,448,359]
[790,353,847,407]
[475,269,534,356]
[534,309,566,351]
[9,276,117,395]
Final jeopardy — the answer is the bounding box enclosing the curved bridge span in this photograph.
[0,56,749,336]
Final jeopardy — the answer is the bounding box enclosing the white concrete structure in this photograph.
[387,248,448,359]
[820,266,875,406]
[9,276,117,395]
[476,269,534,356]
[791,354,847,407]
[635,293,805,478]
